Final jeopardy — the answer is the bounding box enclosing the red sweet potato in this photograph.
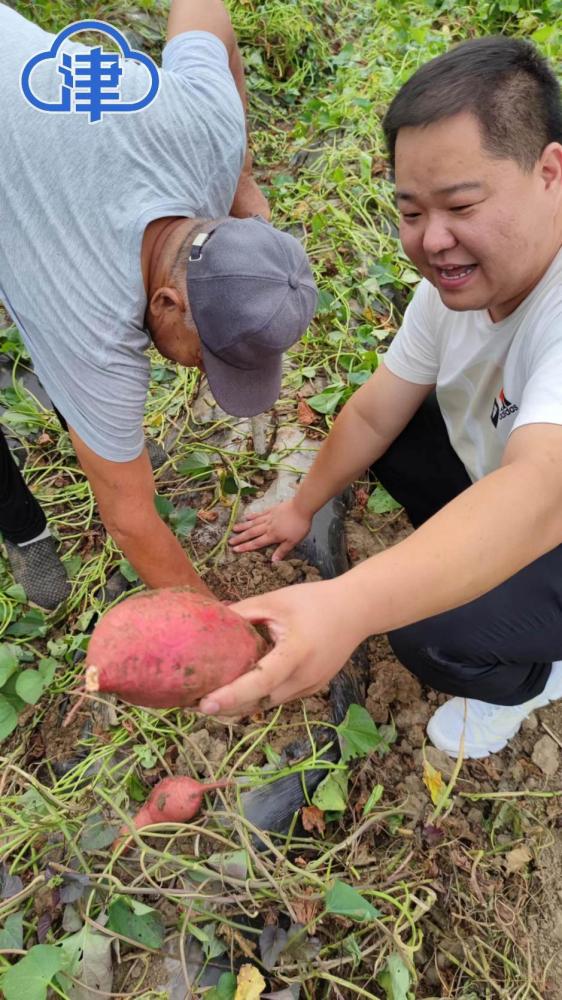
[85,587,266,708]
[114,775,229,850]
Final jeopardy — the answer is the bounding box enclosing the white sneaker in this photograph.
[427,660,562,758]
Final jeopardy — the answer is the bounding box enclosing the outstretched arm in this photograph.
[69,427,212,596]
[203,421,562,715]
[230,364,434,558]
[167,1,269,219]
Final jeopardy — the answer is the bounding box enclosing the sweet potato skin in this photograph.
[85,587,265,708]
[114,776,228,850]
[134,776,227,825]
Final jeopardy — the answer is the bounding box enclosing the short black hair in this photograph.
[383,35,562,173]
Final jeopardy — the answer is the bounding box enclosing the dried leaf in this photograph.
[292,888,320,927]
[234,963,266,1000]
[423,759,446,806]
[301,805,326,836]
[198,509,219,523]
[58,927,113,1000]
[297,400,318,425]
[422,824,445,848]
[504,845,533,874]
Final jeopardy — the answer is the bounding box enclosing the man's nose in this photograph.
[422,215,457,256]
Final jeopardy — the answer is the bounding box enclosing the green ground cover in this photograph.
[2,1,562,997]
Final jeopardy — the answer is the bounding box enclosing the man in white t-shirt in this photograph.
[202,35,562,759]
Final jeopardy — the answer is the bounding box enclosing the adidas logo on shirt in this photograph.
[491,388,519,428]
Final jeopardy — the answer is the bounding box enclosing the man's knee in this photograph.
[388,618,479,698]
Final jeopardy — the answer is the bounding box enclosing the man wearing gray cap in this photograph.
[0,0,317,603]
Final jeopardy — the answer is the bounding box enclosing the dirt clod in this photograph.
[532,734,559,776]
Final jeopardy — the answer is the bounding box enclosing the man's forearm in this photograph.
[112,514,212,595]
[294,398,395,517]
[342,460,562,644]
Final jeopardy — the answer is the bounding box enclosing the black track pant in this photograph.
[0,408,68,544]
[371,394,562,706]
[0,425,46,543]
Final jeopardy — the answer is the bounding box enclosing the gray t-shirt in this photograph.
[0,5,245,459]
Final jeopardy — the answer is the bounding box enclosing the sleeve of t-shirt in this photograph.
[383,278,440,385]
[162,30,237,96]
[512,314,562,434]
[44,344,150,463]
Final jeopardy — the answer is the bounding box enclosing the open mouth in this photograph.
[435,264,477,285]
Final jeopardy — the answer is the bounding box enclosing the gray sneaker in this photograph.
[4,536,71,610]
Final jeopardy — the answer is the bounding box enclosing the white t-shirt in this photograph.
[384,248,562,482]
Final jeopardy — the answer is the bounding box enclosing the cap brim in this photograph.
[200,343,283,418]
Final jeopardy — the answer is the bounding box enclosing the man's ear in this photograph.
[539,142,562,191]
[149,285,184,320]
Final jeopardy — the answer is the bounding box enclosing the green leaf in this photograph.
[118,560,139,583]
[79,813,120,852]
[133,744,157,769]
[62,554,82,578]
[6,609,47,639]
[154,493,174,517]
[38,658,58,686]
[312,769,348,812]
[20,787,49,816]
[126,772,149,803]
[176,451,214,479]
[362,784,384,816]
[204,972,237,1000]
[387,813,405,835]
[186,922,226,961]
[308,386,346,415]
[324,880,381,922]
[264,743,282,766]
[367,486,402,515]
[0,644,19,685]
[76,609,95,633]
[0,912,23,950]
[5,584,27,603]
[207,849,249,881]
[15,669,45,705]
[377,953,412,1000]
[107,896,165,949]
[1,944,64,1000]
[0,694,18,742]
[337,704,383,763]
[170,506,198,538]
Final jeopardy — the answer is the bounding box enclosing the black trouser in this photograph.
[0,407,68,544]
[0,425,46,543]
[372,393,562,706]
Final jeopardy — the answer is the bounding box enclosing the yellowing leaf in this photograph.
[234,964,266,1000]
[423,760,445,806]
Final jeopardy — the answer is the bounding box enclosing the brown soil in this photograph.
[22,494,562,998]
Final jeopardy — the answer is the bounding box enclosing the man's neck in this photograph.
[141,216,192,298]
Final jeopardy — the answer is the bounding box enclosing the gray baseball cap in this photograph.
[187,216,318,417]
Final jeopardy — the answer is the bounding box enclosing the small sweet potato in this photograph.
[85,587,265,708]
[114,775,229,850]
